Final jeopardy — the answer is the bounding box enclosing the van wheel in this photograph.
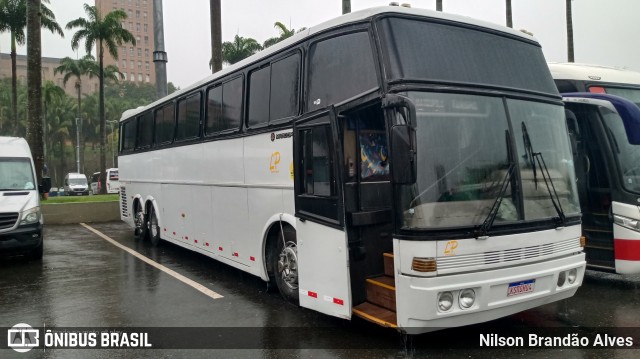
[134,204,148,241]
[27,242,43,260]
[271,226,299,304]
[149,207,161,246]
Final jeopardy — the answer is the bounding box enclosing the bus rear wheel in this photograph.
[134,203,148,241]
[149,207,161,247]
[272,226,299,305]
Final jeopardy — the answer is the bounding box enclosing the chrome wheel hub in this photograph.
[277,242,298,290]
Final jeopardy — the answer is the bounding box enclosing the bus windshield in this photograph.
[400,92,580,230]
[601,107,640,194]
[0,158,35,191]
[597,86,640,107]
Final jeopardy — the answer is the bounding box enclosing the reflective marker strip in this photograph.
[614,238,640,261]
[250,256,255,261]
[324,295,344,305]
[81,223,223,300]
[300,290,317,298]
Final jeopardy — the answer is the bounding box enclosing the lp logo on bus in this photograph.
[270,152,281,173]
[444,240,459,256]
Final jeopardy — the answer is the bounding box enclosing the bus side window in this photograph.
[301,126,334,196]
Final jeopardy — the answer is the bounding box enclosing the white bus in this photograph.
[550,63,640,274]
[119,6,586,334]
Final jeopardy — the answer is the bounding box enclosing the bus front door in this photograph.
[293,109,352,319]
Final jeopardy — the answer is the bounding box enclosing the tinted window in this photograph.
[308,32,378,112]
[154,103,175,144]
[122,120,136,151]
[271,53,300,121]
[136,112,153,148]
[205,85,222,135]
[379,17,558,95]
[222,77,243,131]
[176,93,202,140]
[248,66,270,128]
[301,126,334,196]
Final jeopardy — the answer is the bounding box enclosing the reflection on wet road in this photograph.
[1,222,639,358]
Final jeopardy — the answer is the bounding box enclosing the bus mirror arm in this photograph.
[382,94,417,126]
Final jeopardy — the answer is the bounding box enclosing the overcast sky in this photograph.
[1,0,638,88]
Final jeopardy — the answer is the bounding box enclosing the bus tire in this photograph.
[134,202,148,241]
[272,226,299,305]
[149,207,161,247]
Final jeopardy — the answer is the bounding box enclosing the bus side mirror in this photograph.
[391,125,417,184]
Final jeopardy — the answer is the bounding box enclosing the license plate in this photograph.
[507,279,535,296]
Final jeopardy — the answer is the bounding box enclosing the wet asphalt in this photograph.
[1,221,639,358]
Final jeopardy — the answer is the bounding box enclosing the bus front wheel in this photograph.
[272,226,299,305]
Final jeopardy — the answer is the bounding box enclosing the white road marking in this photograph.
[80,223,224,300]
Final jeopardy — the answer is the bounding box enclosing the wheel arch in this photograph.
[260,213,296,282]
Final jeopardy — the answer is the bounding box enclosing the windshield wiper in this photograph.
[475,130,515,239]
[521,122,567,226]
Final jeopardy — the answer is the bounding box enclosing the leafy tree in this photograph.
[221,34,262,65]
[42,81,65,162]
[66,3,135,193]
[263,22,306,49]
[0,0,63,136]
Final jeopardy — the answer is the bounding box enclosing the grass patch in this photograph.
[43,194,119,204]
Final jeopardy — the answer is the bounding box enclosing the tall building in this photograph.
[95,0,156,85]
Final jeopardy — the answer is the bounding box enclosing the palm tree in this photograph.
[46,95,74,185]
[342,0,350,14]
[436,0,443,11]
[506,0,513,28]
[221,34,262,65]
[66,3,135,194]
[209,0,222,73]
[263,22,299,49]
[0,0,63,136]
[55,54,94,170]
[42,81,65,163]
[566,0,574,62]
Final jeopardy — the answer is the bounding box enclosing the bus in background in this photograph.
[119,6,585,334]
[550,62,640,106]
[90,168,120,195]
[562,93,640,274]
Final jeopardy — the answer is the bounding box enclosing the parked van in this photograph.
[64,173,89,196]
[0,137,44,259]
[90,168,120,194]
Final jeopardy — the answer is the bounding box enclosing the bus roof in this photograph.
[549,62,640,85]
[121,5,536,122]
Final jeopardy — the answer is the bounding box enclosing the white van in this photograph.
[90,168,120,194]
[0,137,44,259]
[64,173,89,196]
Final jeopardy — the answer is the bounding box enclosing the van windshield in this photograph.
[69,178,87,186]
[0,158,36,191]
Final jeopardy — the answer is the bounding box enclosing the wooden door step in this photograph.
[383,252,394,277]
[352,302,397,328]
[366,275,396,311]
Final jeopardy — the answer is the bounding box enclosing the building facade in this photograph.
[95,0,156,85]
[0,53,99,97]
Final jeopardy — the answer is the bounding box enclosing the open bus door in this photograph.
[293,107,352,319]
[564,94,640,274]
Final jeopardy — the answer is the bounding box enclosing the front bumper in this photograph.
[396,252,586,334]
[0,223,43,255]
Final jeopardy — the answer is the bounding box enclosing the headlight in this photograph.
[438,291,454,312]
[567,268,578,284]
[20,207,40,225]
[557,271,567,287]
[459,288,476,309]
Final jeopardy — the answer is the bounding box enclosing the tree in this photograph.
[566,0,574,62]
[66,3,135,194]
[221,34,262,65]
[209,0,221,73]
[436,0,443,11]
[263,22,303,49]
[26,0,44,184]
[55,55,94,171]
[41,81,65,162]
[0,0,63,136]
[506,0,513,28]
[342,0,350,14]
